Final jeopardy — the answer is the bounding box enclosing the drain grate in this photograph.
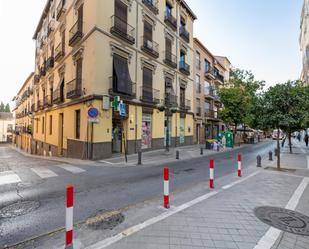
[86,210,125,230]
[0,201,40,218]
[254,206,309,236]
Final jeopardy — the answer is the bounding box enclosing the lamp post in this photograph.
[165,87,171,152]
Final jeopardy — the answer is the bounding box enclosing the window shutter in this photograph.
[144,21,153,42]
[165,38,172,60]
[113,54,132,95]
[76,58,82,91]
[143,67,153,101]
[78,4,83,32]
[115,0,127,34]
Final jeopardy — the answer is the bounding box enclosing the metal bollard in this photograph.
[200,147,203,155]
[269,151,273,161]
[176,150,179,160]
[257,155,262,167]
[137,151,142,165]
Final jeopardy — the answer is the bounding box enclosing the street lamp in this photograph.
[165,87,172,152]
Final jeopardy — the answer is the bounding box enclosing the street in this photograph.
[0,141,275,248]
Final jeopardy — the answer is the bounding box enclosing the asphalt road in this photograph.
[0,141,275,248]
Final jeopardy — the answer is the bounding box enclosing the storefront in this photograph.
[112,119,122,153]
[141,113,152,149]
[179,118,185,145]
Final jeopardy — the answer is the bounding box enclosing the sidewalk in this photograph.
[10,141,256,168]
[83,140,309,249]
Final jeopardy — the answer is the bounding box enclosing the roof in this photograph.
[214,55,231,66]
[178,0,197,20]
[0,112,13,121]
[193,38,226,70]
[33,0,52,40]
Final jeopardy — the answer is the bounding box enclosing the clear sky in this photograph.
[0,0,303,108]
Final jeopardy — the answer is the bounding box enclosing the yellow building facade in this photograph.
[14,73,35,153]
[15,0,197,159]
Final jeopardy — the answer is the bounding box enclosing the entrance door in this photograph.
[179,118,185,144]
[196,124,200,144]
[141,113,152,149]
[58,113,64,156]
[164,116,172,146]
[112,119,122,153]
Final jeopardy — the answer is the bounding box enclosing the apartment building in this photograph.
[0,113,14,143]
[18,0,196,160]
[300,0,309,86]
[13,73,34,152]
[193,38,230,144]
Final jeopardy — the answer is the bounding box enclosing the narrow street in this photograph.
[0,141,274,248]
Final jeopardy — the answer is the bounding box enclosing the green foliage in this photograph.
[0,102,11,112]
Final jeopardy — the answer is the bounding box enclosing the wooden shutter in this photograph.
[76,58,82,91]
[113,54,131,95]
[180,88,185,107]
[115,0,127,34]
[78,4,83,32]
[143,67,153,101]
[165,38,172,60]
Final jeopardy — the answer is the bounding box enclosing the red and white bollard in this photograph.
[66,184,74,248]
[163,167,169,209]
[237,153,242,177]
[209,159,214,189]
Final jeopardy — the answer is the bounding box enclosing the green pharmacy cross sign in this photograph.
[111,96,126,117]
[112,96,121,110]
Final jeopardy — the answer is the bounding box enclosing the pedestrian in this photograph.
[305,134,309,147]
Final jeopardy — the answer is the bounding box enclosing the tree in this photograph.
[4,104,10,112]
[219,69,264,143]
[0,102,4,112]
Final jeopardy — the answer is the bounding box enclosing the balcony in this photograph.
[109,76,136,99]
[215,73,224,84]
[141,36,159,58]
[53,88,64,104]
[142,0,159,14]
[179,61,190,75]
[54,43,64,62]
[164,11,177,31]
[180,99,191,111]
[140,86,160,104]
[66,79,82,99]
[205,109,220,120]
[47,19,55,36]
[34,74,40,84]
[110,15,135,45]
[43,95,52,107]
[56,0,66,21]
[69,21,83,46]
[40,64,46,77]
[46,57,54,71]
[179,26,190,43]
[163,51,177,69]
[165,93,178,108]
[205,66,215,79]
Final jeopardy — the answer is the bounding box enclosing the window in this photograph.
[75,110,80,139]
[204,101,210,111]
[42,117,45,134]
[61,30,65,54]
[166,2,172,16]
[36,118,39,133]
[49,115,52,135]
[205,60,210,72]
[142,67,153,101]
[180,87,185,107]
[204,81,210,95]
[76,58,83,90]
[196,52,201,69]
[180,50,186,62]
[180,16,186,28]
[144,20,153,47]
[113,54,132,95]
[165,37,172,59]
[114,0,128,33]
[195,75,200,93]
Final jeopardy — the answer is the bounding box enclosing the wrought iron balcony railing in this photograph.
[69,20,83,46]
[179,60,190,75]
[54,43,64,61]
[164,11,177,31]
[140,86,160,104]
[142,0,159,14]
[179,26,190,43]
[46,57,54,71]
[66,78,82,99]
[109,76,136,98]
[163,51,177,69]
[110,15,135,45]
[141,36,159,58]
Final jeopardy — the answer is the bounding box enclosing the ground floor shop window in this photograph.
[141,113,152,149]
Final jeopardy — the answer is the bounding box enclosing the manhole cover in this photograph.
[0,201,40,218]
[254,206,309,236]
[86,210,125,230]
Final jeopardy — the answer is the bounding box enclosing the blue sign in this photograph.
[119,102,126,117]
[88,107,99,118]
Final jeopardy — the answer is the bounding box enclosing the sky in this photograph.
[0,0,303,108]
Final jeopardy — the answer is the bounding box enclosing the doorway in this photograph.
[141,113,152,149]
[112,119,122,154]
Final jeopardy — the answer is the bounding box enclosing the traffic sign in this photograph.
[88,107,99,118]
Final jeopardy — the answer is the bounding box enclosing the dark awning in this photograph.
[113,54,132,95]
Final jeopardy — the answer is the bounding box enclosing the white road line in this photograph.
[85,169,261,249]
[253,177,309,249]
[56,164,86,174]
[222,171,260,190]
[31,168,58,179]
[0,171,21,185]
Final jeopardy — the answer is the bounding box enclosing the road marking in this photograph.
[99,160,115,165]
[253,177,309,249]
[31,168,58,179]
[56,164,86,174]
[0,171,21,185]
[85,169,261,249]
[222,171,260,189]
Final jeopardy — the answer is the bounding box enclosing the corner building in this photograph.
[29,0,196,159]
